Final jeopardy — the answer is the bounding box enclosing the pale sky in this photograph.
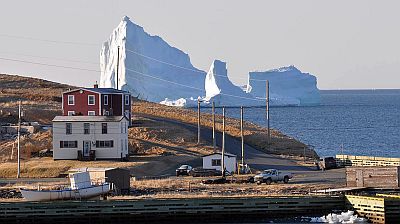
[0,0,399,89]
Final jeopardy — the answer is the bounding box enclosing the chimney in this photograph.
[94,81,98,88]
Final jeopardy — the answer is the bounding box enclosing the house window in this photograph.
[105,111,110,116]
[84,123,90,134]
[66,123,72,135]
[104,95,108,105]
[102,123,107,134]
[68,95,75,105]
[60,141,77,148]
[88,111,95,116]
[88,95,95,105]
[95,140,114,148]
[124,95,130,105]
[212,159,221,166]
[68,111,75,116]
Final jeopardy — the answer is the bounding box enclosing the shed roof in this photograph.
[53,116,127,122]
[202,152,237,158]
[68,167,129,172]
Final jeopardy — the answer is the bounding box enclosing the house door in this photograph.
[83,141,91,157]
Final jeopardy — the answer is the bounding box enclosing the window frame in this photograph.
[83,123,90,135]
[102,123,108,134]
[103,95,108,105]
[67,95,75,105]
[60,141,77,148]
[88,95,95,105]
[124,95,130,106]
[88,111,95,116]
[211,159,221,166]
[95,140,114,148]
[66,123,72,135]
[67,111,75,116]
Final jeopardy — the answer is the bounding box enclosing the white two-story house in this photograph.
[52,116,129,160]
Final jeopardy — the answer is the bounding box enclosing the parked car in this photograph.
[176,165,193,176]
[317,157,337,170]
[253,169,293,185]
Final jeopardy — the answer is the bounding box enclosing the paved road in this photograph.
[144,115,314,173]
[140,115,346,186]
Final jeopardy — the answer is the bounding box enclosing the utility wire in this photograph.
[0,51,99,65]
[0,57,100,73]
[0,34,98,47]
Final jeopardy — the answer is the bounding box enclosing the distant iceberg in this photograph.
[100,16,320,107]
[203,60,263,107]
[246,66,321,106]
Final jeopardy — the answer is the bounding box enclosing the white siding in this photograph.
[202,154,237,173]
[53,118,129,160]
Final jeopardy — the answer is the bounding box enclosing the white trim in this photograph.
[88,95,95,105]
[88,111,95,116]
[67,111,75,116]
[68,95,75,105]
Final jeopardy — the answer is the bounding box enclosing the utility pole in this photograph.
[17,100,21,178]
[240,106,244,167]
[212,101,216,152]
[197,98,201,145]
[221,107,226,178]
[266,80,271,144]
[116,46,120,90]
[341,144,344,166]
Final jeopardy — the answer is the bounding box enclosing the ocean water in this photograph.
[201,90,400,158]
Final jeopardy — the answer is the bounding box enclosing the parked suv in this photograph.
[176,165,193,176]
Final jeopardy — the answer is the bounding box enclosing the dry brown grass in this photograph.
[0,157,145,178]
[122,176,339,199]
[134,100,318,159]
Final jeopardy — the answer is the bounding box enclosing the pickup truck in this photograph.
[253,169,293,185]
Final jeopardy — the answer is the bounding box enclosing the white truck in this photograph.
[253,169,293,185]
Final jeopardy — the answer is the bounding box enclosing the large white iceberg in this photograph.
[100,16,206,102]
[246,66,320,106]
[204,60,263,107]
[100,16,320,107]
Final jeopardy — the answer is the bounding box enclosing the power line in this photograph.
[0,57,100,73]
[0,51,99,65]
[0,34,98,47]
[125,66,265,102]
[125,46,273,82]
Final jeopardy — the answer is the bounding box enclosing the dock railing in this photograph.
[336,154,400,167]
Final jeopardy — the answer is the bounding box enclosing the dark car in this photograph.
[176,165,193,176]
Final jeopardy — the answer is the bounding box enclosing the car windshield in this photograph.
[261,170,273,174]
[179,165,188,169]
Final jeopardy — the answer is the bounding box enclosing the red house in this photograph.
[62,85,132,124]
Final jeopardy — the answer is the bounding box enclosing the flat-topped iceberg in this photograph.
[246,66,320,106]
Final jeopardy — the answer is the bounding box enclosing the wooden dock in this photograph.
[346,194,400,224]
[0,195,344,223]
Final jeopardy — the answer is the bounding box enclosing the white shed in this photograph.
[202,152,237,173]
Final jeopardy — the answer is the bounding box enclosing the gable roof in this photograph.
[52,116,127,122]
[63,88,130,95]
[202,152,237,158]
